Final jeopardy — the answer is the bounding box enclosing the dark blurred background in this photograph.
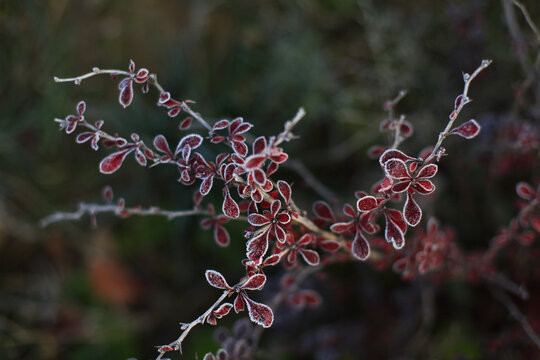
[1,0,539,359]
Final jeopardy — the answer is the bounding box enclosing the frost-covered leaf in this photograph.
[205,270,232,290]
[299,249,320,266]
[356,196,378,212]
[99,149,134,174]
[222,188,240,219]
[153,135,172,155]
[449,119,481,139]
[213,303,233,318]
[214,225,230,247]
[404,193,422,227]
[351,232,370,260]
[246,232,269,261]
[385,214,405,249]
[118,78,134,108]
[516,181,535,200]
[277,180,292,204]
[417,164,438,178]
[176,134,203,154]
[330,221,354,234]
[313,201,335,222]
[248,213,271,226]
[384,159,410,180]
[379,149,416,167]
[241,274,266,290]
[234,294,245,313]
[263,254,281,266]
[243,295,274,328]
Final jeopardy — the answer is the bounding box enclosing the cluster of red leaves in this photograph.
[56,60,513,359]
[392,218,460,279]
[205,270,273,328]
[484,181,540,261]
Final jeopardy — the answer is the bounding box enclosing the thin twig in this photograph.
[274,108,306,146]
[512,0,540,44]
[423,59,492,165]
[40,203,210,227]
[54,68,131,84]
[486,273,529,300]
[492,287,540,351]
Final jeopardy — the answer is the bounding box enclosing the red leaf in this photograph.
[351,232,370,260]
[168,107,181,117]
[449,119,481,139]
[400,121,413,136]
[392,180,411,193]
[244,155,266,170]
[76,132,95,144]
[330,221,354,234]
[102,186,114,203]
[299,249,320,266]
[99,149,133,174]
[386,208,407,232]
[213,303,232,318]
[253,136,267,154]
[77,101,86,116]
[246,232,269,260]
[413,180,435,194]
[153,135,172,155]
[135,68,149,82]
[179,117,193,130]
[118,78,134,108]
[516,181,535,200]
[242,294,274,328]
[205,270,232,290]
[302,290,322,307]
[270,152,288,164]
[320,239,340,252]
[232,141,248,156]
[200,218,214,229]
[404,193,422,227]
[135,148,147,166]
[159,92,171,104]
[263,254,281,266]
[177,134,203,153]
[384,159,410,179]
[343,203,356,218]
[234,294,245,313]
[229,118,243,133]
[213,120,229,131]
[356,196,378,212]
[379,149,416,167]
[367,145,386,159]
[276,212,291,224]
[248,213,271,226]
[214,225,230,247]
[222,188,240,219]
[252,169,266,185]
[241,274,266,290]
[277,180,291,204]
[385,214,405,249]
[313,201,336,222]
[233,122,253,135]
[297,233,314,247]
[206,313,217,325]
[200,176,214,196]
[274,224,287,243]
[417,164,438,178]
